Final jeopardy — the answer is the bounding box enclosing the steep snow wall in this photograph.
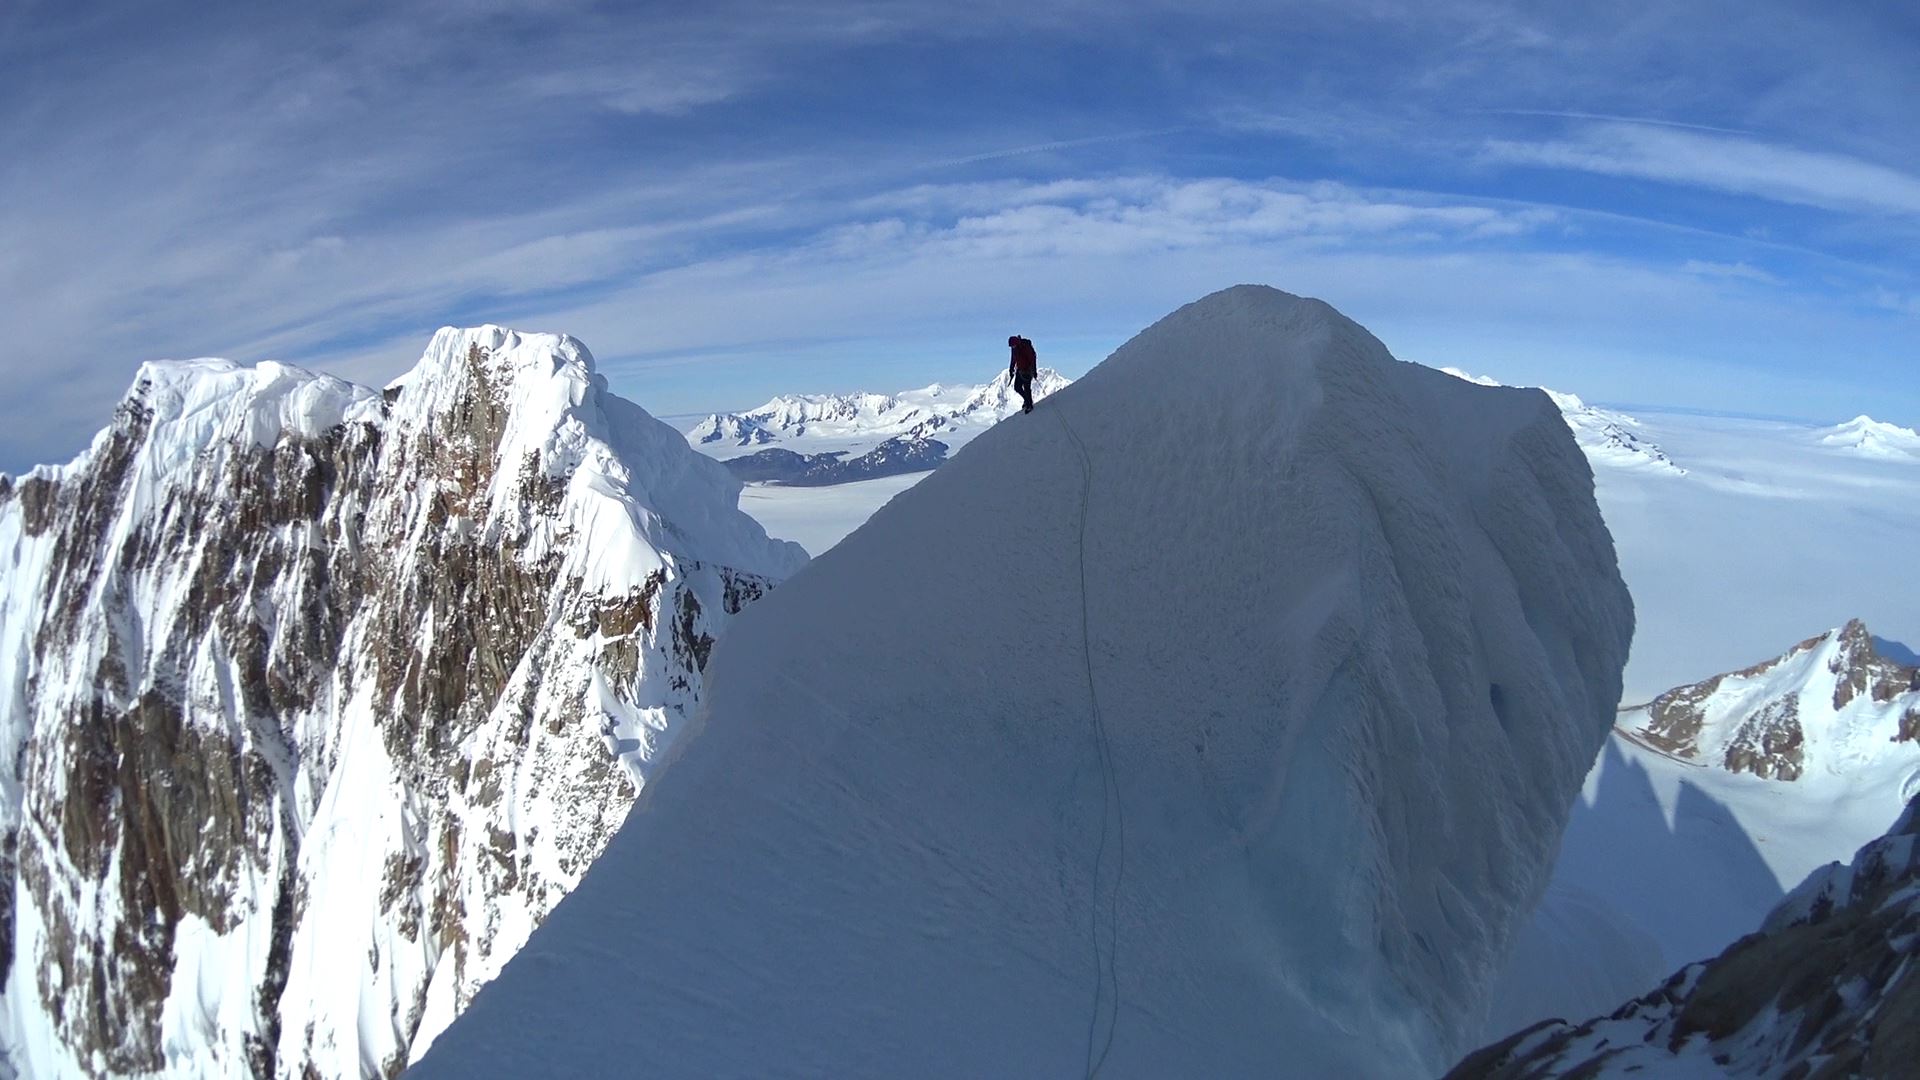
[415,286,1634,1078]
[0,328,803,1077]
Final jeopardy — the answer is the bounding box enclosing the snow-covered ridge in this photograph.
[1453,792,1920,1079]
[688,367,1072,452]
[0,326,803,1076]
[1622,618,1920,781]
[416,285,1633,1078]
[1440,366,1684,474]
[1817,413,1920,460]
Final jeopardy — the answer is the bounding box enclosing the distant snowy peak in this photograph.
[1622,619,1920,781]
[1451,792,1920,1079]
[955,366,1072,415]
[688,367,1071,449]
[1440,367,1684,474]
[1817,414,1920,460]
[688,412,773,446]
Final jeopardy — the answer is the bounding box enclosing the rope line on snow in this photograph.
[1054,405,1125,1079]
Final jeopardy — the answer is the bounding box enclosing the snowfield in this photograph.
[414,285,1633,1078]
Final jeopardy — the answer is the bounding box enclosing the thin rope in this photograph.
[1055,405,1125,1079]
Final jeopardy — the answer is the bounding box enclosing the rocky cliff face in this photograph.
[1626,619,1920,781]
[1450,793,1920,1079]
[0,329,805,1077]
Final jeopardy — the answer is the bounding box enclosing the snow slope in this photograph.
[0,328,803,1076]
[414,285,1633,1078]
[1483,621,1920,1040]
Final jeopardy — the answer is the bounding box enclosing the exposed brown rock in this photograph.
[1830,619,1919,711]
[1,341,785,1075]
[1722,697,1804,780]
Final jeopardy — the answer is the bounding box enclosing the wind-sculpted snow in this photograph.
[0,327,803,1076]
[417,285,1634,1078]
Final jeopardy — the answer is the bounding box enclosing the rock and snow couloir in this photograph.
[415,285,1634,1078]
[0,328,803,1076]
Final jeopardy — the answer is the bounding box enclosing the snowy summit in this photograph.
[415,285,1634,1078]
[0,327,804,1076]
[1816,414,1920,460]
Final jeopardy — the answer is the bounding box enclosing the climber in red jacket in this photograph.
[1007,335,1038,414]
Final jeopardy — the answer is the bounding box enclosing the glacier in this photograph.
[415,285,1634,1078]
[0,327,803,1076]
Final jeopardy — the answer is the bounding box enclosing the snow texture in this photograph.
[415,285,1634,1079]
[706,377,1920,706]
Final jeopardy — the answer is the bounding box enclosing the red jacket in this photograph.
[1008,336,1037,375]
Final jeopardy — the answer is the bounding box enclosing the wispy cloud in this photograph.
[1872,287,1920,318]
[2,1,1917,471]
[1680,259,1780,285]
[1483,122,1920,217]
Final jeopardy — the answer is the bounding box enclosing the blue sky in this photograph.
[2,0,1917,471]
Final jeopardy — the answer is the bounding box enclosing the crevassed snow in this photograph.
[414,285,1632,1078]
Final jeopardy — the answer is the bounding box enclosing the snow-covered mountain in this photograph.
[0,328,804,1077]
[414,286,1633,1078]
[1816,413,1920,460]
[688,367,1072,454]
[1627,618,1919,781]
[1441,367,1684,474]
[1455,791,1920,1078]
[1482,620,1920,1046]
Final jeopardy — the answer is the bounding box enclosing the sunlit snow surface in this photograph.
[717,369,1920,1059]
[730,396,1920,705]
[416,286,1632,1078]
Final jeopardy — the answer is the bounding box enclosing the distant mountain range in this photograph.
[685,368,1071,483]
